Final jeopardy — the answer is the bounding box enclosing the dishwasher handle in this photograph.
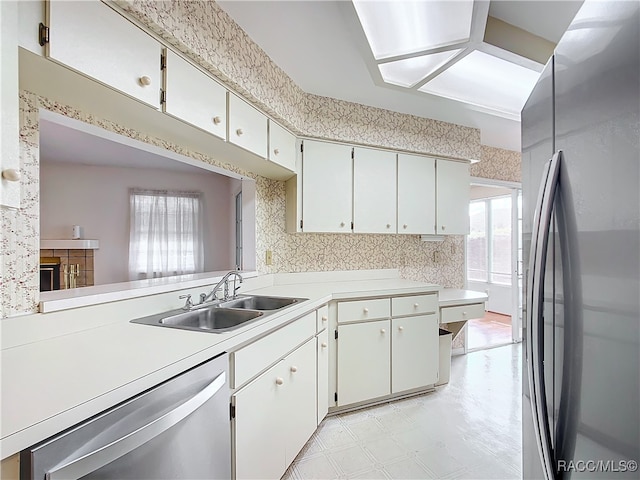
[45,371,226,480]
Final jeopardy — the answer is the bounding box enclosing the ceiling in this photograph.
[217,0,583,152]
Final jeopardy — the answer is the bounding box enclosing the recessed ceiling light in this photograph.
[353,0,474,60]
[418,50,541,114]
[378,49,463,87]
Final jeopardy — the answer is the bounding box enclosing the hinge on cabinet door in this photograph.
[160,52,167,70]
[351,221,354,230]
[334,329,338,340]
[334,392,338,402]
[230,403,236,420]
[160,89,166,105]
[300,142,304,153]
[39,23,50,46]
[300,219,303,230]
[351,148,354,160]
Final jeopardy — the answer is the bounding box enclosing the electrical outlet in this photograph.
[265,250,273,266]
[433,251,441,263]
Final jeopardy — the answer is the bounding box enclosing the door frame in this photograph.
[464,177,523,350]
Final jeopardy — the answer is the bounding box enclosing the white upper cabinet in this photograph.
[228,93,268,158]
[163,50,227,140]
[268,120,296,172]
[353,147,397,234]
[47,0,162,109]
[301,140,353,233]
[436,159,470,235]
[397,153,436,234]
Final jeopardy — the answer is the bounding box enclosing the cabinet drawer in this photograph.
[232,312,315,388]
[392,294,438,317]
[337,298,390,323]
[317,304,329,332]
[440,303,485,323]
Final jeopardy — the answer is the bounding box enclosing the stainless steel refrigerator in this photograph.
[521,1,639,478]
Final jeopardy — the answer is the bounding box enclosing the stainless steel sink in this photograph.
[130,294,308,333]
[219,295,303,311]
[160,307,263,332]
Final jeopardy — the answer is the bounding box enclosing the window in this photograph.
[128,189,204,280]
[467,195,512,285]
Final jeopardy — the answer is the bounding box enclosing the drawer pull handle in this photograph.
[274,148,280,155]
[363,308,369,314]
[414,303,419,308]
[236,128,244,136]
[212,116,222,125]
[321,342,327,348]
[463,311,467,317]
[2,169,20,182]
[275,377,284,385]
[398,326,404,331]
[290,366,298,373]
[321,316,327,322]
[139,75,151,86]
[380,328,386,334]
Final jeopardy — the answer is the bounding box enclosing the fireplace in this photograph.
[40,257,61,291]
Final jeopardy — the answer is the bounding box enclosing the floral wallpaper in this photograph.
[0,1,521,318]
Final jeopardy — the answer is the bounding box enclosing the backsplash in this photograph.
[0,2,521,318]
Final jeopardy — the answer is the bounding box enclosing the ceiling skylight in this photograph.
[418,50,540,114]
[352,0,473,59]
[378,49,463,88]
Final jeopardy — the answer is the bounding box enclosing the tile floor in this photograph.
[284,344,523,480]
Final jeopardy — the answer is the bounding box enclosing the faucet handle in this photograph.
[179,294,193,310]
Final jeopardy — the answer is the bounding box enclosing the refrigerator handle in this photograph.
[526,150,562,479]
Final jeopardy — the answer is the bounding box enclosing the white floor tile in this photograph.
[286,344,522,480]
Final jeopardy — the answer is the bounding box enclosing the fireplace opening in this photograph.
[40,257,61,292]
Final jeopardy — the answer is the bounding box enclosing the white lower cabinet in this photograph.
[317,327,329,424]
[337,319,391,406]
[233,337,316,480]
[391,314,439,392]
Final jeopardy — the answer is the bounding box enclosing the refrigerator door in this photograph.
[522,57,557,480]
[554,1,640,477]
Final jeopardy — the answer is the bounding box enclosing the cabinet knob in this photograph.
[386,224,391,229]
[275,377,284,385]
[462,311,467,317]
[321,342,327,348]
[212,116,222,125]
[414,303,419,308]
[290,366,298,373]
[236,128,244,136]
[321,316,327,322]
[403,224,408,229]
[380,328,386,334]
[273,148,280,155]
[398,326,404,331]
[1,169,20,182]
[363,308,369,314]
[340,222,345,227]
[441,225,446,230]
[139,75,152,86]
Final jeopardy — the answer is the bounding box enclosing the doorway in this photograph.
[465,178,522,351]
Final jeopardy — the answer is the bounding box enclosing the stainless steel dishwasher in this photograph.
[21,353,230,479]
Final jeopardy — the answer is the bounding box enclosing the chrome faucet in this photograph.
[200,271,243,304]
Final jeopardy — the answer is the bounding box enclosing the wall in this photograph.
[40,162,235,285]
[0,3,522,318]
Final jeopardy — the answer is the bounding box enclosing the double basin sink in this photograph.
[131,295,308,333]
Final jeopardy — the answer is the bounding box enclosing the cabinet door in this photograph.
[436,159,470,235]
[164,50,227,139]
[391,314,439,393]
[268,120,296,172]
[283,338,317,465]
[228,93,268,158]
[47,0,161,109]
[397,153,435,234]
[337,320,390,406]
[301,140,353,233]
[353,147,397,233]
[317,328,329,425]
[234,359,286,480]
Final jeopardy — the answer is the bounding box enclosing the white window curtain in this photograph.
[128,189,204,280]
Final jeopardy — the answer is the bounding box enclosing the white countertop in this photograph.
[0,271,483,458]
[438,288,488,307]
